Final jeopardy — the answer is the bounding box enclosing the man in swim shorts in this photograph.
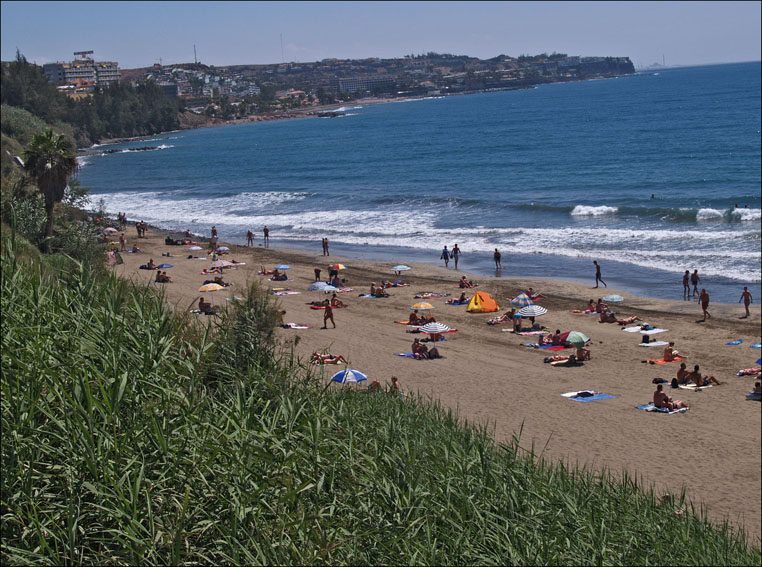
[739,286,753,318]
[451,244,461,269]
[247,230,254,246]
[494,248,502,269]
[594,261,607,288]
[654,384,688,410]
[321,299,335,329]
[263,225,270,248]
[682,270,690,299]
[440,245,450,268]
[691,270,700,297]
[698,288,710,321]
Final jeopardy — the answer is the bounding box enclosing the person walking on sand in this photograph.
[698,288,711,321]
[440,245,450,268]
[247,229,254,246]
[691,269,700,297]
[593,260,607,288]
[739,286,753,318]
[321,299,335,329]
[452,244,461,270]
[119,232,126,251]
[682,270,690,299]
[494,248,502,270]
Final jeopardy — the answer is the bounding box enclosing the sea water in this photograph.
[78,62,761,303]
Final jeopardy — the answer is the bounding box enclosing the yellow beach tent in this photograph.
[466,291,499,313]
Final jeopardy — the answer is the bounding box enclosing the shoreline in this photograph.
[105,222,761,540]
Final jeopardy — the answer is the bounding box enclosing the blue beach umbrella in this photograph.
[275,264,291,270]
[603,294,624,302]
[331,369,368,384]
[157,263,173,269]
[511,293,534,307]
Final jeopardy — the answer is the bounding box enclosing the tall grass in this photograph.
[1,235,759,565]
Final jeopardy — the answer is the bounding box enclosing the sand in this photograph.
[108,228,762,541]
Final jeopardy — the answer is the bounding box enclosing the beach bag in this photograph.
[641,335,650,344]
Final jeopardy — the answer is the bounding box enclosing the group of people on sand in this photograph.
[411,338,442,360]
[409,309,436,326]
[368,282,389,298]
[458,276,477,288]
[368,376,401,395]
[154,271,172,283]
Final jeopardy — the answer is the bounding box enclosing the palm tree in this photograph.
[23,129,78,252]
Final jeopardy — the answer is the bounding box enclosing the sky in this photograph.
[1,1,760,69]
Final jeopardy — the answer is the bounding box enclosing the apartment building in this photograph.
[44,51,121,86]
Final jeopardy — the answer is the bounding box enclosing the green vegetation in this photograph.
[1,231,759,565]
[1,52,182,147]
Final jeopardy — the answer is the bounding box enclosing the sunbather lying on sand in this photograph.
[599,311,640,324]
[654,384,689,410]
[310,352,349,365]
[447,292,468,305]
[488,308,515,325]
[258,265,275,275]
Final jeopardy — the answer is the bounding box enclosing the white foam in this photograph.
[570,205,618,216]
[730,208,761,222]
[696,208,725,220]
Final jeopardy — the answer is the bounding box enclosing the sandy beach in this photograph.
[108,227,762,541]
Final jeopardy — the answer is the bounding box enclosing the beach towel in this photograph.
[272,290,301,295]
[726,340,744,345]
[679,383,713,390]
[282,323,311,329]
[571,310,597,314]
[447,300,469,305]
[414,293,450,298]
[646,355,686,365]
[269,278,291,282]
[641,328,668,335]
[358,294,382,298]
[518,331,545,336]
[189,309,220,315]
[550,359,583,367]
[751,343,761,349]
[566,392,617,402]
[746,392,761,401]
[333,288,354,293]
[636,403,689,414]
[395,352,444,360]
[638,341,670,347]
[396,320,421,326]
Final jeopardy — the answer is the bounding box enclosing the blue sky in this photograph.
[1,1,760,69]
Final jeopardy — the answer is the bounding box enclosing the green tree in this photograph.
[22,129,78,252]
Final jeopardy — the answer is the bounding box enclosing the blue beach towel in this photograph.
[751,343,761,349]
[568,393,616,402]
[726,340,744,345]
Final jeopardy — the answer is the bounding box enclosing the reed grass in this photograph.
[1,232,759,565]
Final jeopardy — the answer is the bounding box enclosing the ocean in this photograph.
[78,62,761,304]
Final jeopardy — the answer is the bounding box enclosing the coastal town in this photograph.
[44,50,635,119]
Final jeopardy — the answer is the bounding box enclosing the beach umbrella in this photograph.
[321,285,339,292]
[518,305,548,317]
[308,281,329,291]
[274,264,291,270]
[188,246,203,251]
[603,294,624,302]
[566,331,590,348]
[392,265,411,272]
[411,302,435,310]
[199,283,224,292]
[511,293,534,307]
[210,260,232,268]
[157,263,173,269]
[331,369,368,384]
[103,227,118,233]
[419,322,451,334]
[329,263,348,270]
[216,246,230,252]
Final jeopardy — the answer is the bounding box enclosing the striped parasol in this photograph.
[603,294,624,302]
[331,369,368,384]
[511,293,534,307]
[518,305,548,317]
[329,263,348,270]
[419,322,452,334]
[199,283,224,292]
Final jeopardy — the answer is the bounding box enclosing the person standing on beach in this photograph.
[739,286,753,318]
[322,237,330,256]
[593,261,607,288]
[698,288,711,321]
[440,245,450,268]
[314,267,322,282]
[321,299,336,329]
[246,230,254,246]
[452,244,461,270]
[691,269,700,297]
[682,270,691,299]
[494,248,502,270]
[119,232,126,251]
[263,225,270,248]
[211,225,217,239]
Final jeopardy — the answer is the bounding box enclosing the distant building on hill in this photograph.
[43,51,121,87]
[330,76,396,94]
